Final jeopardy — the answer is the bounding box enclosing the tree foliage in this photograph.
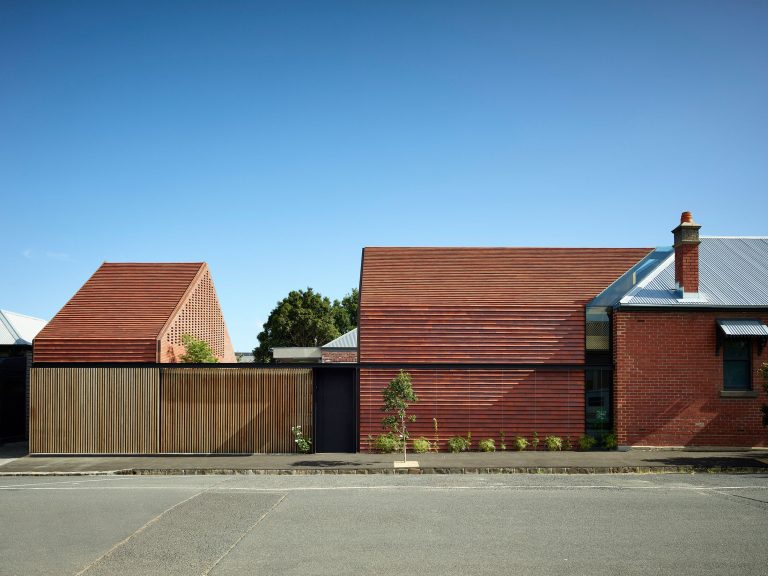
[381,370,418,462]
[180,334,219,363]
[253,287,358,363]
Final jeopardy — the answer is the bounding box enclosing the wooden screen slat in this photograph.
[160,367,313,454]
[29,367,160,454]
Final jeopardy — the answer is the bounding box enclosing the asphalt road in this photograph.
[1,474,766,575]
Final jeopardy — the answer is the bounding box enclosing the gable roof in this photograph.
[0,310,47,346]
[36,263,205,340]
[322,328,357,349]
[360,247,651,364]
[619,237,768,307]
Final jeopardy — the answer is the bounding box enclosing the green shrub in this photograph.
[374,433,402,453]
[578,435,597,451]
[291,425,312,454]
[602,432,618,450]
[531,431,539,450]
[412,437,431,454]
[544,435,562,451]
[514,436,529,451]
[563,437,573,451]
[478,438,495,452]
[448,436,470,453]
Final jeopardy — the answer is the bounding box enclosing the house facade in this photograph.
[34,262,235,363]
[357,213,768,450]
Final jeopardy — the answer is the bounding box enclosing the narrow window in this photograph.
[723,338,751,391]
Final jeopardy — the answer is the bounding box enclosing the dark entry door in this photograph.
[314,368,356,453]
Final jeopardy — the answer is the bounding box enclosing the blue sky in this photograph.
[2,1,767,351]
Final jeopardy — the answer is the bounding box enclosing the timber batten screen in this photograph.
[161,368,312,454]
[30,367,160,454]
[29,366,314,454]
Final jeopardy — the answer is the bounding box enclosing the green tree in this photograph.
[253,288,341,363]
[180,334,219,363]
[381,370,418,462]
[331,288,358,335]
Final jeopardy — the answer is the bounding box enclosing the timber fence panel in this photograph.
[29,367,160,454]
[160,367,313,454]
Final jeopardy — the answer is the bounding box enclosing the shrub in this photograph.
[578,435,597,451]
[478,438,495,452]
[531,431,539,450]
[514,436,529,451]
[448,436,470,453]
[412,437,431,454]
[499,430,506,451]
[374,433,402,453]
[602,432,618,450]
[544,435,562,451]
[563,437,573,451]
[291,425,312,453]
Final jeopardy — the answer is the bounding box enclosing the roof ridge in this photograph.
[0,309,47,322]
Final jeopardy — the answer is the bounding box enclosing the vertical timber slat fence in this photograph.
[30,367,160,454]
[29,366,313,454]
[160,368,312,454]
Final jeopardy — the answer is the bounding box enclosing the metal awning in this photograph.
[716,319,768,354]
[717,319,768,337]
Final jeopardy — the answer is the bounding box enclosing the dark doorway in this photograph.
[0,355,28,443]
[314,367,356,453]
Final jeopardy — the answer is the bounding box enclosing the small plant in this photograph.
[412,437,431,454]
[291,425,312,454]
[466,430,472,451]
[578,434,597,451]
[499,430,506,451]
[478,438,496,452]
[602,432,618,450]
[563,436,573,451]
[180,334,219,363]
[531,431,539,451]
[381,370,418,462]
[544,435,562,451]
[433,418,440,452]
[448,436,470,453]
[374,433,402,453]
[514,436,529,451]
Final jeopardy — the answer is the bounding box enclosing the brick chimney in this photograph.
[672,211,701,295]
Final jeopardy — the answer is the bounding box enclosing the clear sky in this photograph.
[2,1,767,351]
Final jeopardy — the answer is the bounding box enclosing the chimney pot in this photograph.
[672,211,701,295]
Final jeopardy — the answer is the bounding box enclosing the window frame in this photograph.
[722,337,752,391]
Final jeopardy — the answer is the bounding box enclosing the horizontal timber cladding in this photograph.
[359,247,651,364]
[30,367,160,454]
[160,368,312,454]
[360,368,584,452]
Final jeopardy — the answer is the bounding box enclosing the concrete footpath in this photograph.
[1,442,767,475]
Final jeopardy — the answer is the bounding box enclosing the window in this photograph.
[723,338,751,391]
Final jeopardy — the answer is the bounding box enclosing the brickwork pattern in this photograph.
[614,310,768,447]
[674,243,699,292]
[321,350,357,363]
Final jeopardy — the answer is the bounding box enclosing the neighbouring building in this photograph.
[34,262,235,363]
[0,310,47,442]
[357,213,768,450]
[271,328,358,364]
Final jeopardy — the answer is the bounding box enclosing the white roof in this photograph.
[0,310,48,346]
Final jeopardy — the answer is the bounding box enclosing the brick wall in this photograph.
[674,243,699,292]
[321,350,357,363]
[614,309,768,447]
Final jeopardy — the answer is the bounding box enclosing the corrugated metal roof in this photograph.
[322,328,357,349]
[619,237,768,307]
[360,247,651,364]
[0,310,47,345]
[717,319,768,337]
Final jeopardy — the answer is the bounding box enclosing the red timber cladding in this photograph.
[159,267,236,363]
[359,368,584,451]
[614,309,768,447]
[35,263,204,363]
[359,247,651,364]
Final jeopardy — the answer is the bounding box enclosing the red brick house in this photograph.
[613,214,768,447]
[358,213,768,449]
[34,262,235,363]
